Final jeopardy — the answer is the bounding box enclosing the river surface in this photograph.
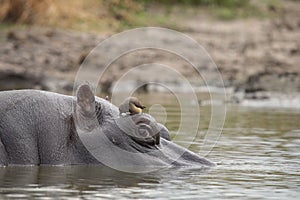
[0,93,299,199]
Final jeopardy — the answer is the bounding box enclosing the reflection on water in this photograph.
[1,93,300,199]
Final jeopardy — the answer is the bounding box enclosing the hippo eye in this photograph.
[131,123,160,147]
[117,114,160,147]
[137,126,150,138]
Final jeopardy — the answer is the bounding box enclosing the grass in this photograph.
[0,0,283,33]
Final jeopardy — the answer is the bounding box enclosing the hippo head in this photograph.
[74,84,215,172]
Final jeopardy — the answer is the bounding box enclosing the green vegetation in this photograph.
[138,0,251,7]
[137,0,282,20]
[0,0,282,32]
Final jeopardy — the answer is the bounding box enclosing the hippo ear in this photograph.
[76,84,95,117]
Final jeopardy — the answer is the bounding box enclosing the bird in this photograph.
[119,97,146,115]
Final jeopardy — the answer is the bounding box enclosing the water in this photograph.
[1,93,300,199]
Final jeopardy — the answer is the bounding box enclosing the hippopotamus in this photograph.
[0,84,214,170]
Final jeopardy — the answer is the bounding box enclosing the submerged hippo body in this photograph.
[0,85,214,169]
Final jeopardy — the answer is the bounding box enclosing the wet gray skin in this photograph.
[0,84,214,169]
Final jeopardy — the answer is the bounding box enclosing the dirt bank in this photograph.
[181,0,300,93]
[0,1,299,97]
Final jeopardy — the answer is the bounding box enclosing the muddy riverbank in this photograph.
[0,1,299,103]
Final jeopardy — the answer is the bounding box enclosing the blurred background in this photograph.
[0,0,299,98]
